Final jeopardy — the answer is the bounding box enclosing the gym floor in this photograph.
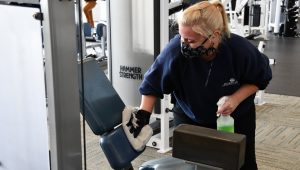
[264,33,300,97]
[264,21,300,97]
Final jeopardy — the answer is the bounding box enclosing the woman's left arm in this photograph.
[217,84,258,115]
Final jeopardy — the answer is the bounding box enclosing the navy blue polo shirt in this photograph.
[139,33,272,124]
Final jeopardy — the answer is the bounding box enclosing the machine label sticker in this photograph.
[119,65,143,80]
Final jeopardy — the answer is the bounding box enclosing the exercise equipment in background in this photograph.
[283,0,300,37]
[83,22,107,68]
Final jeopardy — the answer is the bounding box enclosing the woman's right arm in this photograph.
[139,95,157,113]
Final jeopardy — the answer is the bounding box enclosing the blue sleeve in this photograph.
[244,52,272,90]
[233,37,272,90]
[139,36,181,98]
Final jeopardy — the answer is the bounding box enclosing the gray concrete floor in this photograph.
[263,22,300,97]
[264,34,300,97]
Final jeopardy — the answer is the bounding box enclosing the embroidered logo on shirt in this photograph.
[222,78,239,87]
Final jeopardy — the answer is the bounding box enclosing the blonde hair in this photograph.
[178,0,230,38]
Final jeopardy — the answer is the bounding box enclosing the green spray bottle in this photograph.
[217,96,234,133]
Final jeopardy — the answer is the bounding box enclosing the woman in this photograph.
[126,1,272,169]
[83,0,97,29]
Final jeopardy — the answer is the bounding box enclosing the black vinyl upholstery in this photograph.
[78,59,143,169]
[78,59,124,135]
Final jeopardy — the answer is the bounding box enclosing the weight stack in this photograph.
[284,0,299,37]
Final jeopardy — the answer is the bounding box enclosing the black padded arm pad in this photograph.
[172,124,246,170]
[78,59,125,135]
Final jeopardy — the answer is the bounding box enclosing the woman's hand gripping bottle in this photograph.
[216,96,234,133]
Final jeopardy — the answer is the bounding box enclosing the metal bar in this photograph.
[40,0,82,169]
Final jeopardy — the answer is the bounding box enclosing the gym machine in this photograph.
[80,0,270,169]
[268,0,299,36]
[0,1,260,169]
[222,0,270,39]
[0,3,50,170]
[0,0,83,169]
[283,0,300,37]
[268,0,286,34]
[79,58,246,170]
[80,3,247,167]
[81,0,108,67]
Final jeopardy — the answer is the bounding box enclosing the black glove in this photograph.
[126,109,151,138]
[122,106,153,151]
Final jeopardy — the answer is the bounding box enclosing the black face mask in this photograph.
[181,37,217,59]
